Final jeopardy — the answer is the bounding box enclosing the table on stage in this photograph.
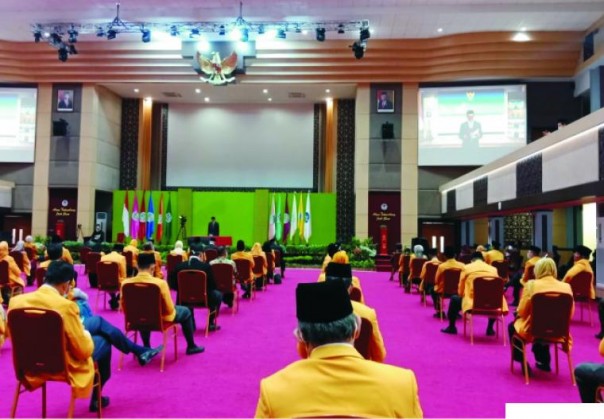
[189,236,232,246]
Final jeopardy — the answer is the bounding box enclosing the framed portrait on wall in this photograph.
[57,89,74,112]
[376,90,394,113]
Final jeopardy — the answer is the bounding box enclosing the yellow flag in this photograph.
[298,193,304,240]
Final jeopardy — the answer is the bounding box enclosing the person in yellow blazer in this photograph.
[574,337,604,402]
[170,240,189,261]
[432,246,465,314]
[141,242,163,279]
[123,239,140,269]
[121,253,204,355]
[255,281,423,418]
[562,245,595,299]
[509,245,541,306]
[100,244,128,310]
[419,248,440,294]
[317,251,364,304]
[476,244,487,260]
[441,252,506,336]
[485,241,505,265]
[0,241,24,300]
[320,243,340,273]
[509,258,574,374]
[250,242,268,289]
[45,236,75,265]
[405,244,427,293]
[231,240,255,299]
[8,261,96,404]
[12,240,31,277]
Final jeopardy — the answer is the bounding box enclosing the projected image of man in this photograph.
[459,110,482,146]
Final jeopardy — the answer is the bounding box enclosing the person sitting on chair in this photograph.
[0,241,24,303]
[209,246,236,309]
[9,261,161,412]
[562,245,595,300]
[509,258,574,376]
[100,244,127,311]
[509,245,541,306]
[141,242,163,279]
[123,253,206,354]
[405,244,427,293]
[574,337,604,403]
[320,243,340,273]
[45,235,75,265]
[254,281,422,418]
[441,252,506,336]
[231,240,254,299]
[318,251,364,304]
[170,240,189,261]
[432,246,465,316]
[485,241,504,265]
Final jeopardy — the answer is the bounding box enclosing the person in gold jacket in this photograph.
[574,337,604,402]
[11,240,31,277]
[121,253,204,355]
[509,245,541,306]
[405,244,427,293]
[0,241,24,302]
[563,245,595,299]
[419,247,440,296]
[100,244,127,310]
[509,258,574,375]
[141,241,163,279]
[320,243,340,273]
[441,252,507,336]
[255,281,422,418]
[123,239,140,270]
[231,240,254,299]
[317,251,364,304]
[250,242,268,290]
[485,241,505,265]
[432,246,465,315]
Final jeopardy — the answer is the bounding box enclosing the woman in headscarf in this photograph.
[12,240,31,278]
[170,240,189,261]
[250,242,268,289]
[318,250,364,304]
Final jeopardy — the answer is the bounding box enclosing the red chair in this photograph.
[568,270,595,325]
[166,254,183,282]
[177,270,217,337]
[24,246,37,262]
[421,262,439,306]
[119,282,178,372]
[399,254,410,287]
[0,260,22,301]
[510,292,575,385]
[234,258,254,300]
[439,268,462,321]
[353,318,373,360]
[273,249,283,277]
[85,252,102,287]
[9,251,25,272]
[204,249,218,263]
[8,308,103,418]
[95,261,120,310]
[463,276,506,346]
[35,267,47,288]
[252,255,267,291]
[211,263,238,315]
[409,258,427,292]
[266,251,275,282]
[79,247,92,267]
[122,250,137,277]
[349,287,362,302]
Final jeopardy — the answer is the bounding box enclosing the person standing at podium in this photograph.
[208,216,220,237]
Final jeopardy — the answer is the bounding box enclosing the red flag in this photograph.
[138,191,147,241]
[156,194,164,243]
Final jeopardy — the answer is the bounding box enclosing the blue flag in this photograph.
[146,194,155,240]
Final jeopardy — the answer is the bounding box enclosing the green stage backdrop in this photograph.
[112,190,335,245]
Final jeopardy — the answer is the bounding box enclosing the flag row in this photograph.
[268,192,312,243]
[122,192,174,243]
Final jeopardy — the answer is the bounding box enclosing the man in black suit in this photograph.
[377,91,393,111]
[58,91,73,110]
[174,248,222,331]
[459,109,483,145]
[207,216,220,236]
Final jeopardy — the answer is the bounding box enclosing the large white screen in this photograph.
[418,85,526,166]
[167,103,314,188]
[0,87,37,163]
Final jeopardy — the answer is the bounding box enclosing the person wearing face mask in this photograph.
[8,261,162,412]
[254,281,422,418]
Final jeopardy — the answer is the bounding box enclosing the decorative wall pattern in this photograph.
[473,176,488,207]
[160,104,169,190]
[336,99,355,242]
[504,213,534,248]
[119,99,140,190]
[599,126,604,181]
[516,154,542,198]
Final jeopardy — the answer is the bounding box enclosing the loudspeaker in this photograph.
[411,237,429,251]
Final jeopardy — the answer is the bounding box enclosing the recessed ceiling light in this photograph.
[512,32,531,42]
[369,28,375,34]
[302,30,309,35]
[268,98,272,102]
[204,97,210,102]
[133,88,139,93]
[520,27,527,32]
[325,89,331,93]
[437,28,443,33]
[262,89,268,94]
[195,88,201,94]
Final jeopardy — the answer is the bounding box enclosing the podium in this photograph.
[188,236,232,246]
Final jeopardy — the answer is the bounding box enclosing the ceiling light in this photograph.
[43,32,50,38]
[141,28,151,43]
[268,98,272,102]
[512,32,530,42]
[263,89,268,94]
[325,89,331,93]
[351,41,365,59]
[316,28,326,42]
[195,88,201,94]
[133,88,140,93]
[521,27,527,31]
[204,97,210,102]
[437,28,443,33]
[302,29,308,35]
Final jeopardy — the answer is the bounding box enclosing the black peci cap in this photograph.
[296,281,353,323]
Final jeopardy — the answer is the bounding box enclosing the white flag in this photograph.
[268,193,276,240]
[122,192,130,238]
[304,192,312,241]
[290,192,297,240]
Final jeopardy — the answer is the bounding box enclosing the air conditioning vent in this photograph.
[288,92,306,99]
[162,92,182,98]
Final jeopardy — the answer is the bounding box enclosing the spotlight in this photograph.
[218,25,226,36]
[360,27,370,42]
[58,47,69,62]
[141,28,151,43]
[96,27,105,37]
[170,25,179,37]
[33,30,42,43]
[276,28,286,39]
[107,29,117,40]
[337,24,345,34]
[315,28,325,42]
[351,41,365,59]
[257,24,265,35]
[68,44,78,55]
[68,27,78,43]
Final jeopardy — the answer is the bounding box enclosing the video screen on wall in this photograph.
[418,85,527,166]
[0,87,37,163]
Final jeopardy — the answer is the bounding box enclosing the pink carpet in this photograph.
[0,267,600,418]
